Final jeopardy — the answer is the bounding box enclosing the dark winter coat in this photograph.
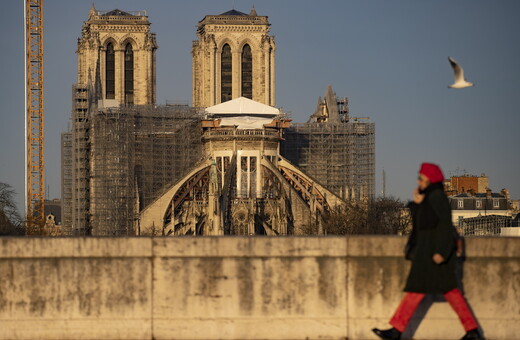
[404,182,458,294]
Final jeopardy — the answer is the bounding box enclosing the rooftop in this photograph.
[219,9,248,16]
[205,97,280,117]
[452,193,505,198]
[198,7,269,26]
[88,4,148,19]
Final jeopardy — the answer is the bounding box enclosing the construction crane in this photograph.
[25,0,45,234]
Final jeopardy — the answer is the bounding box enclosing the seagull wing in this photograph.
[448,56,465,83]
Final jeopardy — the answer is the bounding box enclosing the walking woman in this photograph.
[372,163,484,340]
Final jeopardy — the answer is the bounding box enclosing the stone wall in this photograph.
[0,236,518,339]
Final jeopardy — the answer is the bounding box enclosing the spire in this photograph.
[88,2,96,18]
[249,5,258,16]
[324,85,340,123]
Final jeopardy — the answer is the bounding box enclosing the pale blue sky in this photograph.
[1,1,519,213]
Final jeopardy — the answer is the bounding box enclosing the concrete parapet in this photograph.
[0,237,152,258]
[0,236,518,339]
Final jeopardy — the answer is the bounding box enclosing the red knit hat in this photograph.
[419,163,444,183]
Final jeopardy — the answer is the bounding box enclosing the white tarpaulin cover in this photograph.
[218,116,274,129]
[205,97,280,116]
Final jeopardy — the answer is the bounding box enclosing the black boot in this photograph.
[461,328,485,340]
[372,327,401,340]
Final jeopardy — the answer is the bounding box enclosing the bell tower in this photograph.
[192,7,276,108]
[76,4,158,106]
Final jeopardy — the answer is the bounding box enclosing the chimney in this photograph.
[501,188,510,202]
[486,188,492,199]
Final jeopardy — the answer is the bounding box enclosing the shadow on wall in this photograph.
[403,237,485,339]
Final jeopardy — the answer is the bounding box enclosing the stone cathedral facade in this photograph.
[192,8,276,108]
[63,5,374,236]
[70,5,160,234]
[76,5,157,106]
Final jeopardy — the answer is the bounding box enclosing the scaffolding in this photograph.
[281,86,375,203]
[71,84,91,235]
[67,84,374,235]
[90,109,135,235]
[458,214,512,236]
[60,131,73,228]
[87,105,202,235]
[134,106,203,209]
[281,120,375,202]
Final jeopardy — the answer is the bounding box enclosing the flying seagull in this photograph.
[448,56,474,88]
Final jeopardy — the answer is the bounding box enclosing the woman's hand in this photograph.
[413,187,425,204]
[433,253,444,264]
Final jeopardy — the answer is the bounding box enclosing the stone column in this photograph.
[98,46,106,100]
[145,48,150,105]
[192,45,200,107]
[270,44,276,106]
[116,47,124,105]
[232,51,241,99]
[263,43,269,105]
[215,46,222,105]
[201,43,207,106]
[209,44,216,106]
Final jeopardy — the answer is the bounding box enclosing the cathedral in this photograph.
[192,7,276,107]
[76,6,157,107]
[61,5,374,236]
[139,97,344,236]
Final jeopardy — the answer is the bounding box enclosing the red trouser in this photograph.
[389,288,478,332]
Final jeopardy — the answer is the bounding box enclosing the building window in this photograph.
[221,44,232,103]
[216,157,223,172]
[124,43,134,105]
[106,43,115,99]
[458,199,464,209]
[240,156,248,198]
[476,200,482,209]
[241,156,248,172]
[241,44,252,99]
[223,156,230,173]
[250,156,256,172]
[493,199,500,209]
[249,156,257,197]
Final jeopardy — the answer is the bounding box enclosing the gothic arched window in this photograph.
[221,44,232,103]
[105,43,115,99]
[124,43,134,105]
[241,44,252,99]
